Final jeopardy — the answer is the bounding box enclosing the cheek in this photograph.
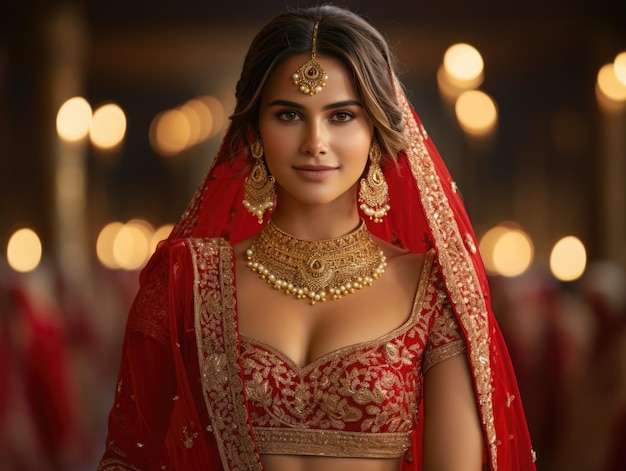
[338,128,372,165]
[260,134,291,177]
[259,120,297,155]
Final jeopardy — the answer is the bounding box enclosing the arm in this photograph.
[422,354,484,470]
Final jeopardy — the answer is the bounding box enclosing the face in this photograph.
[258,54,374,212]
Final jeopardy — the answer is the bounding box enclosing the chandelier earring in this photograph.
[243,139,276,224]
[358,143,390,223]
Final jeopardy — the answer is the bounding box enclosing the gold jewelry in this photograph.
[292,21,328,96]
[246,219,386,305]
[359,144,390,223]
[243,140,276,224]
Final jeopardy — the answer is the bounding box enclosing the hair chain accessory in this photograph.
[359,144,390,223]
[246,219,386,305]
[243,139,276,223]
[292,21,328,96]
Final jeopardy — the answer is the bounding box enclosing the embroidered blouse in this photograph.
[240,249,466,458]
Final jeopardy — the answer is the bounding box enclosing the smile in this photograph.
[292,165,338,181]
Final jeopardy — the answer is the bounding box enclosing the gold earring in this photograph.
[359,144,390,223]
[243,140,276,224]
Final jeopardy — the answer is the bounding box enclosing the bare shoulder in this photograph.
[374,237,426,281]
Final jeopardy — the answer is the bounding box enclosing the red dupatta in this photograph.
[99,74,537,469]
[163,75,537,470]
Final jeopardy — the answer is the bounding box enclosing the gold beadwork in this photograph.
[292,21,328,96]
[359,144,390,223]
[246,219,386,305]
[243,140,276,223]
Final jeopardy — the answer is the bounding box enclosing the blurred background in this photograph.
[1,0,625,469]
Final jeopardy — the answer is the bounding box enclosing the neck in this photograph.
[270,195,361,241]
[270,210,361,241]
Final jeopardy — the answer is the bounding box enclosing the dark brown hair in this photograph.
[225,4,406,161]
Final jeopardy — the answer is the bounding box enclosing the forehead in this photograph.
[262,54,359,103]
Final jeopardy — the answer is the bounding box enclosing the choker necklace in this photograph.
[246,219,386,305]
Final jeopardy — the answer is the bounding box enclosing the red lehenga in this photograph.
[98,78,537,470]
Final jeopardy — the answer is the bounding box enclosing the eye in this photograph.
[330,111,355,122]
[276,110,302,121]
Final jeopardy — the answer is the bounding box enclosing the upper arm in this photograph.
[422,354,484,470]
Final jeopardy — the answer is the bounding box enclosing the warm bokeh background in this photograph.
[1,1,625,470]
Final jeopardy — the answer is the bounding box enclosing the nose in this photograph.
[300,120,328,156]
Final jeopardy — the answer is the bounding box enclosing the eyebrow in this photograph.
[267,99,363,110]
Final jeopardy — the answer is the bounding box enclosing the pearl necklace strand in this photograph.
[246,219,386,305]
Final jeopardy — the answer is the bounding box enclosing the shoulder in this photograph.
[373,238,437,296]
[374,237,429,276]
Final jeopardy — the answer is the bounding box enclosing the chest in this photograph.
[235,258,420,368]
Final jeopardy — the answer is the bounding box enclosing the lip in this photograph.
[292,165,338,181]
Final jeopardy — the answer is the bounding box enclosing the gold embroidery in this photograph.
[464,233,477,254]
[241,251,466,457]
[98,457,142,471]
[191,238,263,471]
[422,340,466,373]
[181,425,198,449]
[394,76,498,469]
[507,393,516,407]
[254,428,411,458]
[98,439,143,471]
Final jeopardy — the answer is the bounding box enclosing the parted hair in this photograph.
[225,4,407,162]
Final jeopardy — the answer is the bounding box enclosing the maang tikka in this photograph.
[292,21,328,96]
[243,139,276,224]
[359,143,390,223]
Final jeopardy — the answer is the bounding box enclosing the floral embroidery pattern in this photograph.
[241,250,466,457]
[394,77,498,469]
[191,238,263,471]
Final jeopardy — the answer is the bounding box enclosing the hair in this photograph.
[225,4,407,163]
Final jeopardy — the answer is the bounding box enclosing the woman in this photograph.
[98,5,536,470]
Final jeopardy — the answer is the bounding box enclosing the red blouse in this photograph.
[241,250,466,458]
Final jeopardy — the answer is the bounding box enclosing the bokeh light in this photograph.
[550,236,587,282]
[113,221,152,270]
[443,43,484,85]
[489,226,534,277]
[150,109,191,156]
[97,220,156,270]
[614,51,626,86]
[56,96,92,142]
[149,96,225,157]
[7,228,43,273]
[455,90,498,135]
[198,95,225,138]
[90,103,127,149]
[96,221,124,269]
[597,63,626,103]
[179,101,203,147]
[479,225,511,275]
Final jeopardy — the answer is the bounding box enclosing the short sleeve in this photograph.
[422,269,466,373]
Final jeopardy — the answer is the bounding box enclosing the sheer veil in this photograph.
[165,70,537,469]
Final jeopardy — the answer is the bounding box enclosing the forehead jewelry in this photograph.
[292,21,328,96]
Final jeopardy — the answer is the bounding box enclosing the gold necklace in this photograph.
[246,219,386,305]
